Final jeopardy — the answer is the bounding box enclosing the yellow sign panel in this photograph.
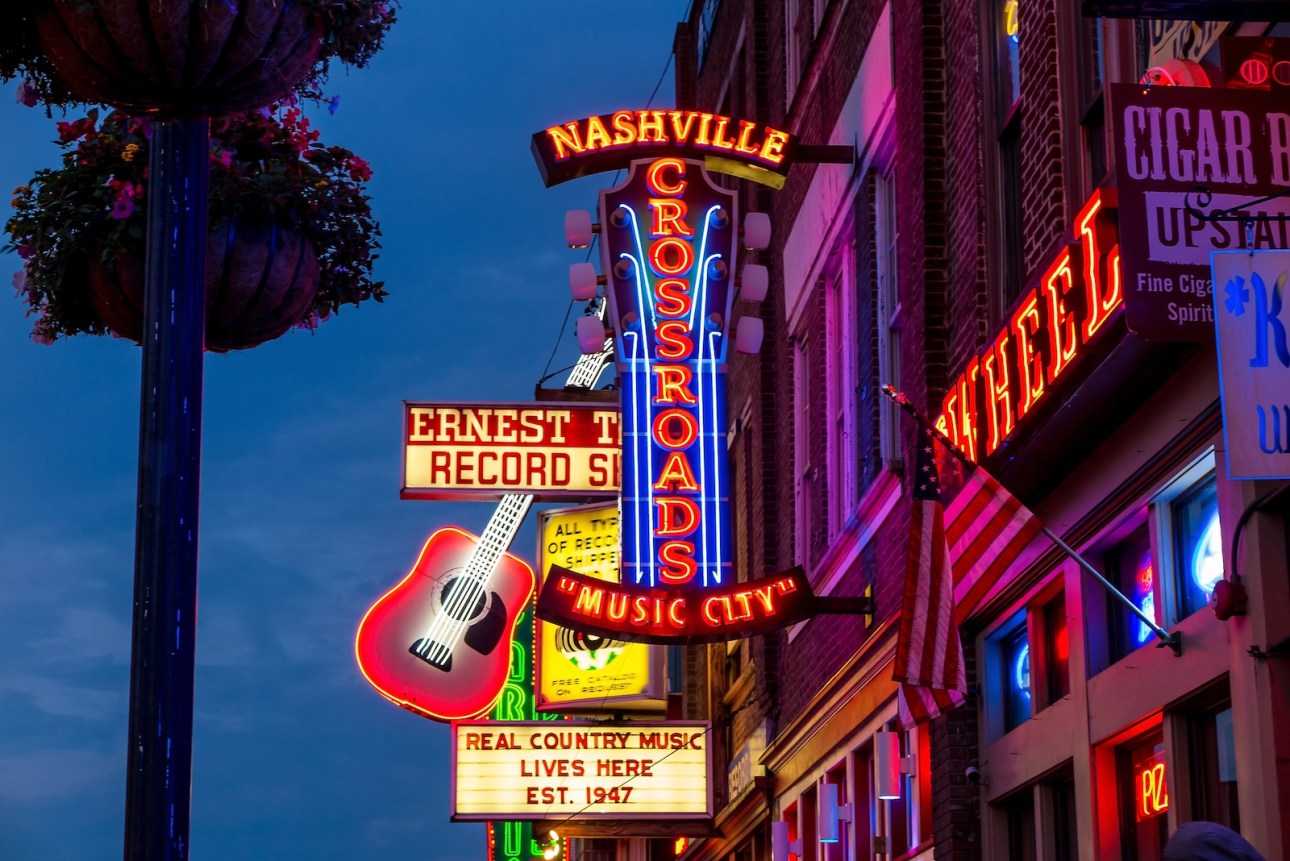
[452,721,712,820]
[536,504,665,712]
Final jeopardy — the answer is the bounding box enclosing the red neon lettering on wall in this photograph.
[653,366,699,405]
[957,359,980,463]
[1043,249,1079,383]
[1077,191,1123,342]
[646,157,687,196]
[655,497,701,536]
[658,541,698,584]
[649,236,694,276]
[654,452,700,491]
[981,329,1014,456]
[652,408,699,448]
[656,321,694,360]
[651,199,693,238]
[654,278,693,317]
[1010,292,1046,419]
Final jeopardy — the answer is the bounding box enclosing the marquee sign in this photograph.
[1111,83,1290,341]
[537,565,814,645]
[937,188,1122,462]
[1210,250,1290,479]
[532,109,795,188]
[536,503,666,711]
[403,402,620,500]
[452,721,712,821]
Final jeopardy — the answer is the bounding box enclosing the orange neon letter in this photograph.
[655,497,700,536]
[546,122,585,159]
[649,236,694,276]
[980,329,1014,456]
[1078,192,1123,341]
[655,278,692,316]
[1010,291,1046,419]
[1043,250,1079,383]
[656,321,694,360]
[650,199,693,238]
[658,541,698,584]
[652,408,699,448]
[646,158,687,196]
[654,451,700,491]
[653,365,699,405]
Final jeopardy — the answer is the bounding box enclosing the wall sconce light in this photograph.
[875,730,902,800]
[771,821,802,861]
[818,782,855,843]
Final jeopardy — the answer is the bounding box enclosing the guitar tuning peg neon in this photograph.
[576,315,607,354]
[742,212,771,250]
[735,316,764,354]
[739,264,768,303]
[568,262,602,301]
[564,210,596,249]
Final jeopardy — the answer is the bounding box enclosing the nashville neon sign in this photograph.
[937,188,1123,461]
[532,110,795,188]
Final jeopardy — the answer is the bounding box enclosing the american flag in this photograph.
[894,429,1041,729]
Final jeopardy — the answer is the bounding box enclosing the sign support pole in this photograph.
[123,117,210,860]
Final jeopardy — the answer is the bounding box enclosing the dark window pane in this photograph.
[1044,595,1070,703]
[1118,732,1169,861]
[1003,621,1031,732]
[1052,777,1078,861]
[1006,791,1037,861]
[1175,476,1222,619]
[1107,525,1154,664]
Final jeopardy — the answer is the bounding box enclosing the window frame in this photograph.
[874,164,903,468]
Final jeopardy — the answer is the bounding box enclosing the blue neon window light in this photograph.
[1191,510,1223,602]
[1014,643,1030,699]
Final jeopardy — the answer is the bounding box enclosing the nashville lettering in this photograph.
[545,110,790,167]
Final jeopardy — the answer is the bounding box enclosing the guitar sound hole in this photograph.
[438,575,487,623]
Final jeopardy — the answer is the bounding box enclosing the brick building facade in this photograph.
[659,2,1290,861]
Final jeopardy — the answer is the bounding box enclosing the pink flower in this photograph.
[31,325,56,345]
[111,198,135,219]
[11,268,27,297]
[346,156,373,182]
[15,79,38,108]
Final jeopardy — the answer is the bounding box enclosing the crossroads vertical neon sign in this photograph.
[599,158,735,590]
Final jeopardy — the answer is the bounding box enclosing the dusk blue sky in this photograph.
[0,5,680,858]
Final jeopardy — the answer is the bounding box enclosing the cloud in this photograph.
[0,748,119,803]
[0,675,125,723]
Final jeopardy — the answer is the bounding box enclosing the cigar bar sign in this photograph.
[1112,83,1290,341]
[402,402,620,500]
[451,721,712,821]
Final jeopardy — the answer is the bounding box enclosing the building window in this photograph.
[875,166,902,466]
[985,0,1024,312]
[825,246,859,532]
[1077,16,1107,192]
[1172,475,1222,619]
[1004,789,1038,861]
[1117,730,1169,861]
[785,0,825,105]
[1187,702,1241,831]
[999,615,1031,733]
[1049,774,1079,861]
[1040,592,1070,705]
[794,313,830,570]
[1105,523,1156,664]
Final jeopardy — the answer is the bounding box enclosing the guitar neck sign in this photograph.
[402,402,620,500]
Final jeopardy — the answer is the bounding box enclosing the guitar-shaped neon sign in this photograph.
[356,309,614,722]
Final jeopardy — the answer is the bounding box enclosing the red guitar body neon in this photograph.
[355,526,535,722]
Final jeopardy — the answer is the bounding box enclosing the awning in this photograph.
[1082,1,1289,19]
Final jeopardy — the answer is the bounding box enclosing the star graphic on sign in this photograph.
[1224,276,1250,317]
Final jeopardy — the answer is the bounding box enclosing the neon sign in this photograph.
[937,188,1122,461]
[403,402,620,500]
[531,110,794,188]
[1191,509,1224,601]
[1135,749,1169,821]
[1134,556,1156,646]
[601,158,735,591]
[538,566,814,644]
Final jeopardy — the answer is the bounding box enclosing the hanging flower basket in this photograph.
[1,2,398,111]
[6,107,385,349]
[36,0,324,115]
[87,218,322,352]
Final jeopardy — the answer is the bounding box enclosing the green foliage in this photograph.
[5,106,385,342]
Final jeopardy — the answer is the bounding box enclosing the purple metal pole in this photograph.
[123,117,209,860]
